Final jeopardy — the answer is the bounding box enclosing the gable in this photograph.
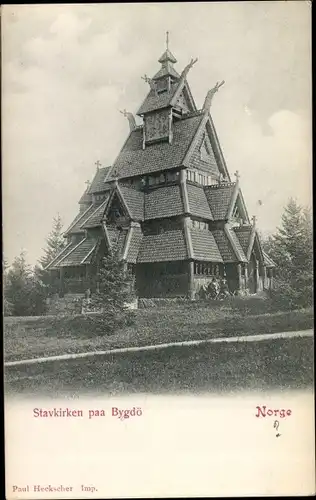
[173,84,195,114]
[105,192,129,224]
[185,118,221,177]
[229,190,249,223]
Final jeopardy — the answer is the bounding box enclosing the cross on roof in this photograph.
[252,215,257,225]
[234,170,240,180]
[95,160,101,169]
[85,180,90,186]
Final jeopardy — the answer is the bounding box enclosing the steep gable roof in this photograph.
[204,183,236,220]
[212,229,237,262]
[58,237,98,267]
[88,166,112,194]
[137,82,179,115]
[118,185,144,221]
[81,198,109,229]
[45,241,78,270]
[225,226,247,262]
[263,251,276,268]
[138,78,196,116]
[78,190,92,205]
[109,113,204,179]
[186,184,213,220]
[65,204,97,235]
[233,226,252,255]
[125,225,143,263]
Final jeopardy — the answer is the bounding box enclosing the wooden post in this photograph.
[269,268,274,290]
[188,261,195,300]
[244,264,249,292]
[255,260,260,292]
[262,265,267,289]
[237,263,242,292]
[59,267,65,297]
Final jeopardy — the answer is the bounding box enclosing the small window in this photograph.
[159,174,165,184]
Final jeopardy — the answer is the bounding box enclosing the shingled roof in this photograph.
[226,227,247,262]
[46,241,79,269]
[187,184,213,220]
[204,183,236,220]
[233,226,253,255]
[212,229,237,262]
[79,190,92,205]
[118,185,144,221]
[137,82,179,115]
[137,229,187,262]
[126,226,143,263]
[88,167,112,194]
[190,229,223,262]
[263,251,276,268]
[110,113,204,179]
[65,204,97,235]
[81,198,109,229]
[58,238,98,267]
[144,185,184,220]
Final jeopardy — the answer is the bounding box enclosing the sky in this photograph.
[2,2,312,266]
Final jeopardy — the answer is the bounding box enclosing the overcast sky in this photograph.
[2,2,312,265]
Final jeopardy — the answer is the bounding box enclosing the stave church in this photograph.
[47,39,275,300]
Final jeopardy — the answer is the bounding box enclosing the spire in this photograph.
[153,32,180,80]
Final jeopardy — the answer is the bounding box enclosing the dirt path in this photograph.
[5,329,313,368]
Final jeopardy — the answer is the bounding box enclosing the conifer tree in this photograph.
[3,257,13,316]
[39,214,66,268]
[4,251,47,316]
[36,214,66,294]
[265,198,313,309]
[88,244,135,333]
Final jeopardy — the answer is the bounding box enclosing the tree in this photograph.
[35,214,66,294]
[263,198,313,309]
[87,244,136,333]
[39,214,66,268]
[3,257,13,316]
[4,251,47,316]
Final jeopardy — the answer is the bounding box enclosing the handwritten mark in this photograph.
[273,420,281,437]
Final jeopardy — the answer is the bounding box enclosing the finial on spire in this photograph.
[252,215,257,226]
[234,170,240,181]
[166,31,169,50]
[85,180,91,188]
[95,160,101,170]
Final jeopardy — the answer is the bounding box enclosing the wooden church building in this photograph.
[47,42,275,300]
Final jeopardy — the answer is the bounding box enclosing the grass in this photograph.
[5,337,314,397]
[3,301,314,362]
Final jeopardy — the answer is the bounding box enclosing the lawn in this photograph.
[3,301,314,362]
[5,337,314,397]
